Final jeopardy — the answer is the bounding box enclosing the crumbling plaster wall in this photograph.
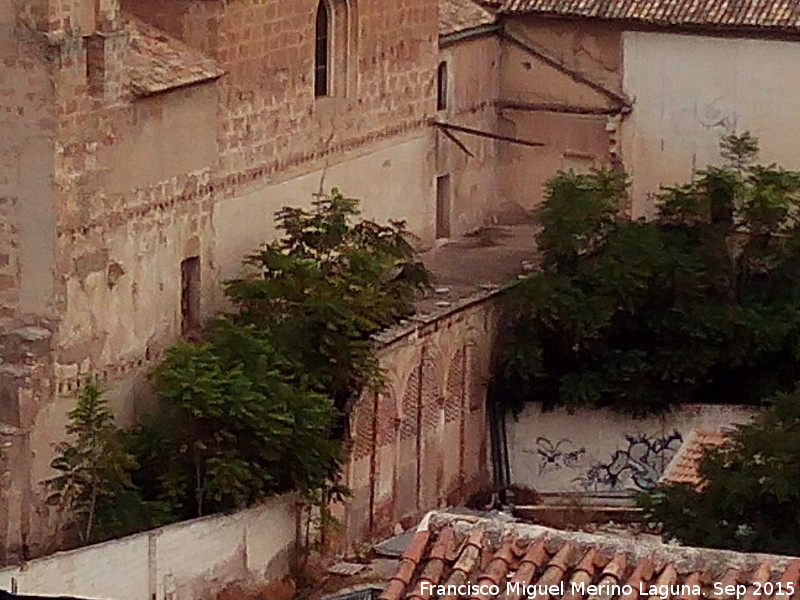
[342,294,500,545]
[437,34,502,236]
[497,16,623,209]
[1,0,448,563]
[622,31,800,218]
[0,8,59,565]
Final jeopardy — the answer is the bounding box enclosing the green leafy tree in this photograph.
[224,189,430,411]
[143,330,342,518]
[498,134,800,415]
[127,190,424,520]
[639,388,800,554]
[46,381,138,543]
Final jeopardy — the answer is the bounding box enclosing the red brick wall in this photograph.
[342,295,498,546]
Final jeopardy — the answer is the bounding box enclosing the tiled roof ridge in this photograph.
[123,13,223,97]
[440,0,498,37]
[378,511,800,600]
[660,429,728,488]
[476,0,800,34]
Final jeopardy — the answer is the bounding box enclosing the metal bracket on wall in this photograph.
[432,120,546,149]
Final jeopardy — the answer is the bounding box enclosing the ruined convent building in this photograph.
[3,0,800,562]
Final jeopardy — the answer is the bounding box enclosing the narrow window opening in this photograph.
[181,257,201,338]
[437,61,448,111]
[436,175,451,239]
[315,1,330,97]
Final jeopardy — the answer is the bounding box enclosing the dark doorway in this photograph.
[436,174,451,240]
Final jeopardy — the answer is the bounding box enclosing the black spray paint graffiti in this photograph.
[578,431,683,492]
[535,437,587,475]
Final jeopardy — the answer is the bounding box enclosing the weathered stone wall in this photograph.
[0,0,450,562]
[341,293,499,545]
[497,17,624,208]
[0,9,61,564]
[437,34,502,236]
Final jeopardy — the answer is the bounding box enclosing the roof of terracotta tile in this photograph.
[659,429,728,488]
[379,513,800,600]
[479,0,800,33]
[124,16,223,97]
[441,0,498,36]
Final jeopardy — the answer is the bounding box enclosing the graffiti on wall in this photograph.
[578,431,683,492]
[533,437,587,475]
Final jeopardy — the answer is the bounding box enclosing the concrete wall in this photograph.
[507,404,754,493]
[0,496,297,600]
[622,31,800,218]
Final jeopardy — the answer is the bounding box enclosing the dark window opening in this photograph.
[436,174,451,239]
[315,1,330,97]
[437,61,448,111]
[181,257,201,338]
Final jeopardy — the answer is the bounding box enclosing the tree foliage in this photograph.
[498,134,800,415]
[45,381,171,543]
[639,387,800,554]
[47,190,429,537]
[224,189,430,412]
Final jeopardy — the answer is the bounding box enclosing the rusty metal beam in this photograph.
[497,99,630,116]
[432,120,545,148]
[439,127,475,157]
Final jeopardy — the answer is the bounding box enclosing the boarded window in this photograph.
[181,257,201,337]
[315,1,330,97]
[437,61,448,111]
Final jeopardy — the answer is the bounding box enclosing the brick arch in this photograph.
[350,393,374,462]
[444,346,466,424]
[398,363,421,441]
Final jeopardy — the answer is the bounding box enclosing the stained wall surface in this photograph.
[496,17,623,209]
[436,34,501,237]
[341,294,500,544]
[507,403,754,493]
[1,0,450,561]
[622,31,800,217]
[0,496,297,600]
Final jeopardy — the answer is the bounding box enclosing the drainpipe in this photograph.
[487,376,511,504]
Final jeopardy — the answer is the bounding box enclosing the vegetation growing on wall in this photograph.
[50,190,430,543]
[639,386,800,554]
[498,133,800,415]
[46,381,172,544]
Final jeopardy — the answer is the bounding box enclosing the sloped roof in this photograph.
[441,0,497,36]
[479,0,800,33]
[124,16,223,97]
[379,512,800,600]
[659,429,727,488]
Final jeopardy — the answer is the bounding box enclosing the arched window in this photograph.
[437,61,448,111]
[315,1,330,97]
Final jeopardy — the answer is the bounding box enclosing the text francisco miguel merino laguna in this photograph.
[419,580,796,600]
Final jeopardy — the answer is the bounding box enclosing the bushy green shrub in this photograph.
[639,387,800,554]
[499,134,800,415]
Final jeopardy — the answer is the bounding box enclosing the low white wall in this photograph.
[507,404,754,493]
[0,495,298,600]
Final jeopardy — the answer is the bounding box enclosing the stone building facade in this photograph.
[0,0,519,563]
[6,0,799,564]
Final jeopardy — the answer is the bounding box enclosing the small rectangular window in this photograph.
[181,257,201,338]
